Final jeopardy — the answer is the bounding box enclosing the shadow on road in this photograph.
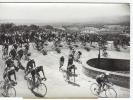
[30,89,45,98]
[68,81,80,87]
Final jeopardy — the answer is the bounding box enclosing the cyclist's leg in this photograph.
[66,68,70,81]
[36,66,46,80]
[102,82,106,90]
[96,79,102,94]
[59,61,63,69]
[31,70,36,87]
[3,74,8,90]
[8,70,17,83]
[6,48,8,55]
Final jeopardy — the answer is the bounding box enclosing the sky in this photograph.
[0,3,130,24]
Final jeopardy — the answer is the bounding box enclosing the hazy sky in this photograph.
[0,3,130,24]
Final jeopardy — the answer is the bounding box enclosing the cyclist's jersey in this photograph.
[96,74,104,83]
[26,59,35,71]
[5,58,14,68]
[35,66,43,72]
[3,43,9,50]
[9,49,17,58]
[68,54,74,67]
[60,56,64,62]
[96,74,108,83]
[17,49,23,55]
[31,66,43,76]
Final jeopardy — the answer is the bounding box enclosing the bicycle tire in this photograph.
[90,83,99,96]
[27,77,33,89]
[36,83,47,97]
[7,87,16,97]
[105,88,117,98]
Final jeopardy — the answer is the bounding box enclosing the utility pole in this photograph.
[97,33,102,68]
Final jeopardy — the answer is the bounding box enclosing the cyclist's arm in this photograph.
[104,76,109,83]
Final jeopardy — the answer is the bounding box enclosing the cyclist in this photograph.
[96,72,110,95]
[17,48,24,60]
[5,57,19,72]
[25,54,46,89]
[9,43,18,60]
[2,66,17,96]
[25,53,36,78]
[66,54,75,81]
[23,43,29,60]
[74,51,82,63]
[3,57,18,88]
[59,56,64,70]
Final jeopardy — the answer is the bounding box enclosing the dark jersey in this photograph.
[26,59,35,70]
[68,54,74,67]
[17,49,23,56]
[60,56,64,62]
[5,59,14,68]
[9,49,17,57]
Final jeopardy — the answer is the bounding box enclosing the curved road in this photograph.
[0,44,130,98]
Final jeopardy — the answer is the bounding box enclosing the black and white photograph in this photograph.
[0,2,130,98]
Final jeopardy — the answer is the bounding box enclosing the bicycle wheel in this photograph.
[27,77,33,89]
[35,83,47,97]
[105,88,117,98]
[7,87,16,97]
[90,83,99,96]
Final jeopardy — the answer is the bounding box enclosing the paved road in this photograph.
[0,44,130,98]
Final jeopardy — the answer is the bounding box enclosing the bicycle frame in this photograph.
[35,75,42,87]
[1,80,16,96]
[28,74,42,88]
[100,82,112,92]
